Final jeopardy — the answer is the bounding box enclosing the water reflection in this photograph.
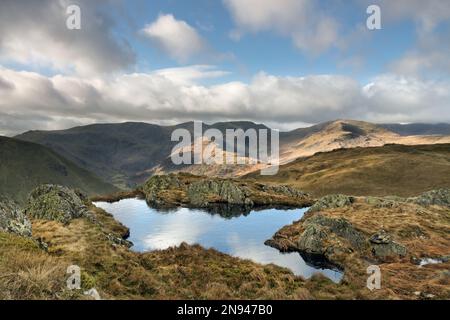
[95,199,343,283]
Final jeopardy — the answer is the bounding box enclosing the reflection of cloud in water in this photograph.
[142,208,214,250]
[95,199,343,282]
[226,232,343,282]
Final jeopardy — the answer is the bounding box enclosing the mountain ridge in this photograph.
[15,120,450,188]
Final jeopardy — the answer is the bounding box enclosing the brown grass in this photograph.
[1,203,344,300]
[248,144,450,197]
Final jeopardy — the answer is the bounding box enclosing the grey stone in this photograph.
[308,194,355,213]
[25,185,88,224]
[0,197,32,237]
[410,189,450,207]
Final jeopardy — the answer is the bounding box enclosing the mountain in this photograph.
[16,120,450,187]
[16,121,272,187]
[380,123,450,136]
[277,120,450,166]
[0,136,118,204]
[246,143,450,198]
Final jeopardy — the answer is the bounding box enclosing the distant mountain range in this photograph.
[0,136,118,204]
[14,120,450,189]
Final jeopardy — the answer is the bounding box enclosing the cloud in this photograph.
[223,0,339,55]
[1,65,449,136]
[141,14,207,63]
[153,65,231,85]
[357,0,450,77]
[372,0,450,32]
[0,0,135,75]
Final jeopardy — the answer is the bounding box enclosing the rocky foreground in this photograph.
[266,191,450,299]
[1,177,449,300]
[0,184,323,300]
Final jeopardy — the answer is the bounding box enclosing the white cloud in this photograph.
[357,0,450,77]
[223,0,339,55]
[153,65,230,85]
[372,0,450,32]
[1,65,449,136]
[0,0,135,75]
[141,14,207,63]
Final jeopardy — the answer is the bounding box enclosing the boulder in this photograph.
[369,230,391,244]
[411,189,450,207]
[370,230,407,261]
[142,174,182,206]
[292,215,367,260]
[25,185,88,224]
[308,194,355,213]
[0,197,32,237]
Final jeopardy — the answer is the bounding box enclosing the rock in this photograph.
[0,197,32,237]
[106,233,133,248]
[295,215,366,258]
[187,179,253,207]
[411,189,450,207]
[365,196,404,208]
[369,230,392,244]
[261,185,309,199]
[370,230,407,262]
[142,174,182,206]
[308,194,355,213]
[25,185,89,224]
[297,223,329,255]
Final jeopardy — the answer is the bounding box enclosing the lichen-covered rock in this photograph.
[25,185,88,224]
[300,216,367,252]
[369,230,391,244]
[308,194,355,213]
[261,185,309,199]
[0,197,32,237]
[370,230,407,261]
[142,174,182,206]
[187,179,253,207]
[411,189,450,207]
[365,196,405,208]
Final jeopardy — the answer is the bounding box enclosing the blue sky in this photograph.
[0,0,449,135]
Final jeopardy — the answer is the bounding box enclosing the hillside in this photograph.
[380,123,450,136]
[246,144,450,198]
[0,136,118,204]
[16,120,450,186]
[16,121,272,187]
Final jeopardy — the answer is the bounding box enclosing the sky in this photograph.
[0,0,449,135]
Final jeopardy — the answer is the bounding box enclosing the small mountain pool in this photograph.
[95,199,343,283]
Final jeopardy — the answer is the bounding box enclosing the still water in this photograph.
[95,199,343,282]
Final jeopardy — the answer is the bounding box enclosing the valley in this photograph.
[1,119,449,300]
[15,120,450,187]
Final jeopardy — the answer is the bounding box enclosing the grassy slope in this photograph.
[1,204,342,300]
[246,144,450,197]
[0,136,118,204]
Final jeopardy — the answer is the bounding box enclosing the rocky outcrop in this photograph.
[369,230,407,262]
[140,174,312,210]
[267,215,410,268]
[25,185,89,224]
[260,185,309,199]
[0,197,32,237]
[410,189,450,207]
[308,194,355,213]
[141,175,182,206]
[187,179,253,207]
[267,215,367,266]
